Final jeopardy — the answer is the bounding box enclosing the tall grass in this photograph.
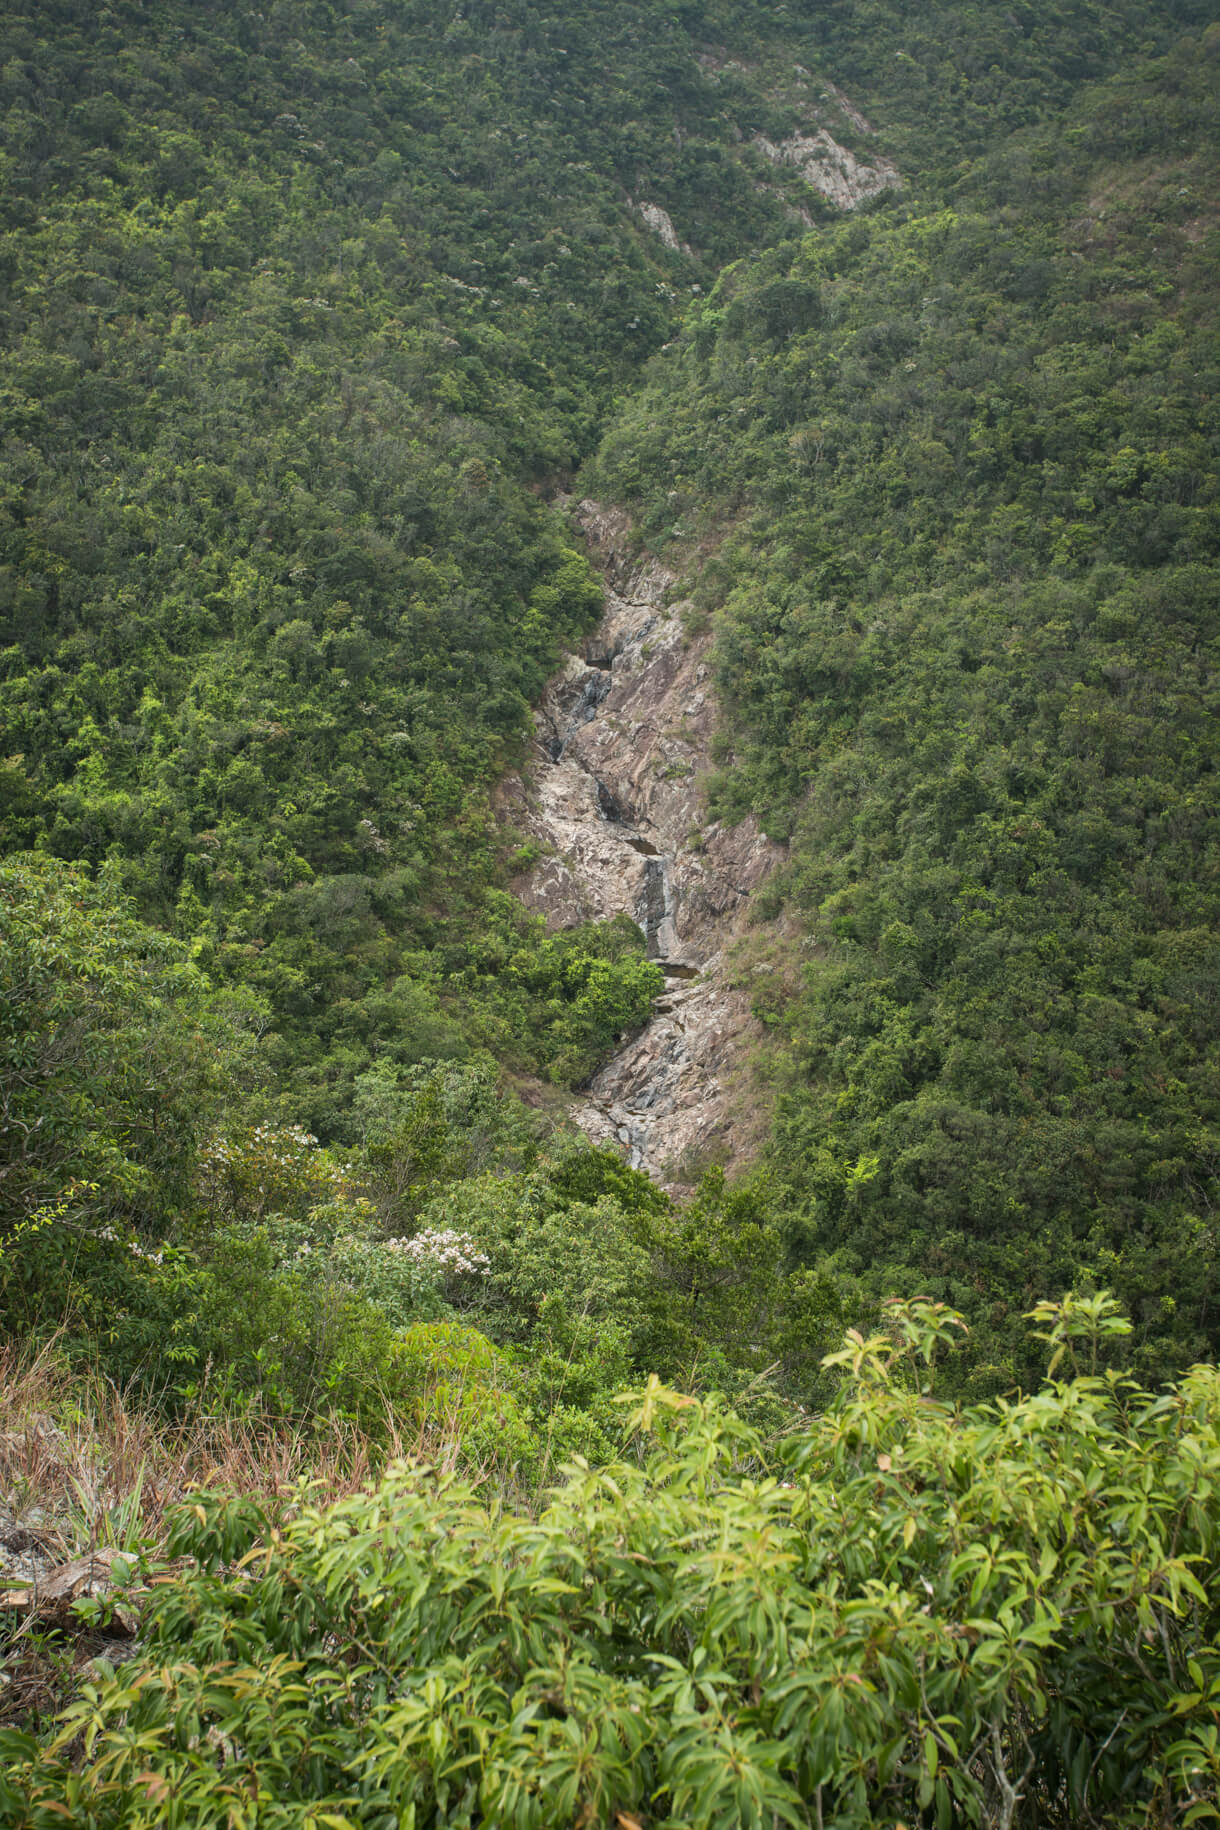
[0,1335,492,1729]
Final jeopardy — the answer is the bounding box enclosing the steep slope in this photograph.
[589,26,1220,1383]
[0,0,1198,1142]
[0,0,793,1132]
[3,0,1217,1401]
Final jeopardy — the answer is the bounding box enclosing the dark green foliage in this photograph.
[0,856,799,1440]
[4,1301,1219,1828]
[0,854,259,1222]
[1,0,732,1128]
[4,1,1220,1806]
[4,0,1216,1374]
[592,27,1220,1390]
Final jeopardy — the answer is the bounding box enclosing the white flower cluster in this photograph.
[383,1228,490,1276]
[94,1225,164,1265]
[200,1124,320,1170]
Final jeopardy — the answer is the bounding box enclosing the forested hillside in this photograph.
[3,2,1220,1816]
[592,25,1220,1390]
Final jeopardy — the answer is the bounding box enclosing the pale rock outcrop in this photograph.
[815,79,878,137]
[501,503,783,1186]
[755,129,900,210]
[693,53,899,209]
[635,201,687,254]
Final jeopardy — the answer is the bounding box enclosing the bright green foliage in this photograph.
[350,1055,537,1221]
[387,1319,538,1478]
[171,1216,425,1429]
[640,1166,847,1401]
[0,0,709,1130]
[0,859,659,1402]
[410,1150,847,1428]
[423,1169,653,1341]
[435,905,664,1093]
[0,0,1202,1131]
[3,4,1220,1801]
[0,853,266,1354]
[170,1136,846,1450]
[4,0,1217,1390]
[195,1122,358,1230]
[4,1301,1219,1827]
[142,1117,479,1419]
[0,853,263,1223]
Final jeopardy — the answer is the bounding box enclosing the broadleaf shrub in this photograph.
[4,1304,1219,1827]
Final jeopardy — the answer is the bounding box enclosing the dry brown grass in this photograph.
[0,1337,383,1553]
[0,1335,483,1729]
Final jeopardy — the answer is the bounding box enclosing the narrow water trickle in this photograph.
[509,500,780,1185]
[640,856,670,959]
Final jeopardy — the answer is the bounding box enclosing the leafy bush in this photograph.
[0,854,267,1363]
[172,1123,501,1421]
[384,1319,537,1481]
[3,1299,1218,1827]
[423,1168,653,1346]
[0,855,264,1235]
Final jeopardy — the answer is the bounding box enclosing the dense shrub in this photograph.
[3,1299,1218,1827]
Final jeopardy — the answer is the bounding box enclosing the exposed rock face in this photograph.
[635,200,687,253]
[693,54,899,211]
[502,502,783,1186]
[755,128,901,209]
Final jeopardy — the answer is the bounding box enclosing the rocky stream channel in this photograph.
[502,502,783,1188]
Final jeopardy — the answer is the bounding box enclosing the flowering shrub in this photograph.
[419,1173,652,1342]
[325,1231,456,1333]
[196,1124,357,1226]
[182,1164,497,1412]
[92,1225,165,1267]
[384,1227,490,1277]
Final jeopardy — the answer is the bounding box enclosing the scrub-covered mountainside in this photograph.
[2,2,1220,1817]
[590,25,1220,1390]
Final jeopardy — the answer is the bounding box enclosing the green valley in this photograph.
[1,2,1218,1821]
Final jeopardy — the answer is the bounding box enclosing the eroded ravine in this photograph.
[501,502,783,1187]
